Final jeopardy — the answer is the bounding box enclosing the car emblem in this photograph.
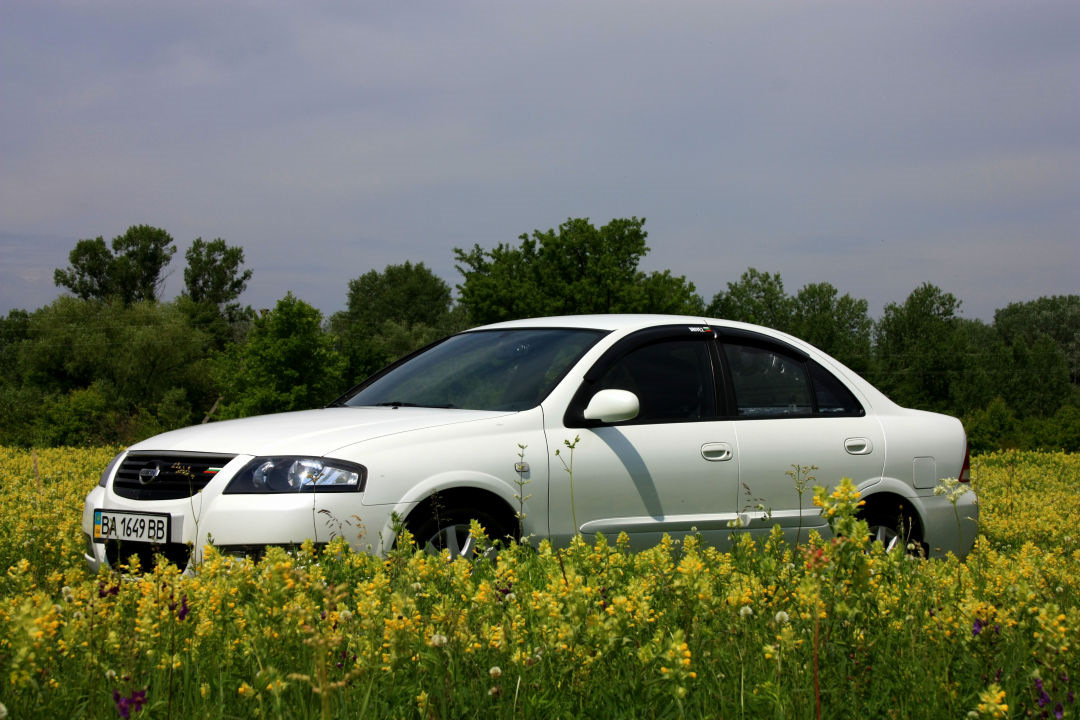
[138,462,164,485]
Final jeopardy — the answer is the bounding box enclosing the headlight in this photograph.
[98,451,126,488]
[224,457,366,494]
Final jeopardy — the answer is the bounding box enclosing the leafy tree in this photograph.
[949,319,1014,414]
[332,262,458,383]
[872,283,962,412]
[54,225,177,304]
[218,293,344,418]
[707,268,794,330]
[994,295,1080,384]
[454,217,703,325]
[1003,334,1072,418]
[0,309,30,383]
[179,237,255,347]
[182,237,252,307]
[0,297,214,444]
[789,282,873,373]
[52,237,114,301]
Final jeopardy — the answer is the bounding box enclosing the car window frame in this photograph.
[564,324,723,428]
[712,328,865,420]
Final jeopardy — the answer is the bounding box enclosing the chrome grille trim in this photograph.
[112,452,235,501]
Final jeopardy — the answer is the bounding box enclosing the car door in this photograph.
[546,326,742,550]
[717,334,885,543]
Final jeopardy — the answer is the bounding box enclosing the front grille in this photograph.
[106,540,191,570]
[113,452,235,501]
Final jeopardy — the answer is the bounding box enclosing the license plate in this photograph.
[93,509,171,544]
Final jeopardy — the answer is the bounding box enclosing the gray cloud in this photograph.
[2,0,1077,322]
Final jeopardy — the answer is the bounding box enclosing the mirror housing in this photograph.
[583,389,639,423]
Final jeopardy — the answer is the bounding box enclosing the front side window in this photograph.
[343,328,605,411]
[593,339,717,423]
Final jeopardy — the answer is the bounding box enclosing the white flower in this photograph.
[739,605,753,618]
[774,611,790,624]
[489,666,502,679]
[428,633,448,648]
[0,701,7,720]
[338,609,353,622]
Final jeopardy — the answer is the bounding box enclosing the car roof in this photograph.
[471,313,783,337]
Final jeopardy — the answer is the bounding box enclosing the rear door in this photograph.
[718,332,885,542]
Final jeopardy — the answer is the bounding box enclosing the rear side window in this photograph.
[809,361,864,415]
[724,344,812,417]
[722,343,863,418]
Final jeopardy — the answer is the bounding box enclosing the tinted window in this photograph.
[723,344,812,417]
[594,339,716,422]
[809,361,864,416]
[344,328,605,411]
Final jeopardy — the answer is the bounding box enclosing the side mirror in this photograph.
[583,389,639,423]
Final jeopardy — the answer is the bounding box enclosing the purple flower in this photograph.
[1055,703,1064,719]
[113,688,147,719]
[168,593,190,621]
[972,619,984,637]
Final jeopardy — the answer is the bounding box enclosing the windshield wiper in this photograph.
[373,401,457,409]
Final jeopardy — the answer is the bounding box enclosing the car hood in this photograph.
[126,406,515,457]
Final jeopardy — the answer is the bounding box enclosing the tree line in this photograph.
[0,218,1076,451]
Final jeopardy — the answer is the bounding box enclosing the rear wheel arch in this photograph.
[858,492,927,555]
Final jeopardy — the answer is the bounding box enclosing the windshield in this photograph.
[342,328,607,411]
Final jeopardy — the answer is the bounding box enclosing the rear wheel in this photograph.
[860,504,925,556]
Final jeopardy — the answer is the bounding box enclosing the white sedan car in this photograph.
[83,314,977,570]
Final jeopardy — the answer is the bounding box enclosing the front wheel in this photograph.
[405,505,515,559]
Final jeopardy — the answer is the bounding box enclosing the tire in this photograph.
[405,504,515,558]
[860,505,924,556]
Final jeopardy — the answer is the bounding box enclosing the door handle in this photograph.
[844,437,873,455]
[701,442,733,462]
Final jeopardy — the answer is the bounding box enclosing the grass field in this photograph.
[0,447,1077,719]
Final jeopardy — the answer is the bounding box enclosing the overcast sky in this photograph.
[2,1,1077,323]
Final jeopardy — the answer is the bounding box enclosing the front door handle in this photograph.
[701,442,733,462]
[844,437,874,455]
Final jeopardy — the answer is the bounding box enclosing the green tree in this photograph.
[789,282,873,373]
[53,225,177,304]
[706,268,794,330]
[182,237,252,307]
[332,262,458,384]
[994,295,1080,384]
[218,293,345,418]
[871,283,962,412]
[51,237,114,301]
[0,309,30,383]
[0,297,214,445]
[454,217,703,325]
[179,237,255,347]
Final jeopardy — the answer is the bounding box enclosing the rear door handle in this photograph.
[844,437,873,455]
[701,442,733,462]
